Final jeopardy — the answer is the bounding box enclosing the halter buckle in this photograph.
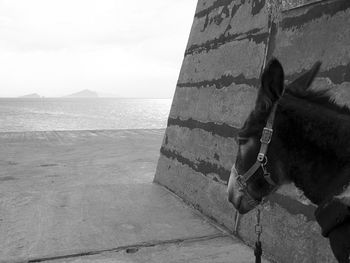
[257,153,265,163]
[260,127,273,144]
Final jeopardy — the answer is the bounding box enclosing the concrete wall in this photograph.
[154,0,350,262]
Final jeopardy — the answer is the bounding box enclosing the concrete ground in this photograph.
[0,129,271,263]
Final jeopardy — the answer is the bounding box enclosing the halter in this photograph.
[236,103,279,208]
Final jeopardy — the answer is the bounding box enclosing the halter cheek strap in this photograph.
[235,103,279,209]
[239,103,278,187]
[258,104,277,163]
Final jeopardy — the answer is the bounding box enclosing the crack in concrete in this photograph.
[25,233,228,263]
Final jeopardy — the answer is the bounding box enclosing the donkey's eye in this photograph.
[237,137,249,144]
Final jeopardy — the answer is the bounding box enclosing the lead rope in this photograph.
[254,208,262,263]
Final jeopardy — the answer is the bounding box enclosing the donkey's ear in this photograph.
[288,61,321,89]
[261,58,285,101]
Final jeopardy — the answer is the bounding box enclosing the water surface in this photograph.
[0,98,172,132]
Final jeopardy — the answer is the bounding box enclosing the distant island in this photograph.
[64,89,98,98]
[16,90,123,98]
[19,93,41,98]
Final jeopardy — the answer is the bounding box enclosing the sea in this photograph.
[0,98,172,132]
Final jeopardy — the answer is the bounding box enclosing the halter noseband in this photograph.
[236,103,279,208]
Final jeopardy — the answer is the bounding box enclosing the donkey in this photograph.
[227,59,350,263]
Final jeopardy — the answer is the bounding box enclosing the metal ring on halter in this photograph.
[257,154,268,165]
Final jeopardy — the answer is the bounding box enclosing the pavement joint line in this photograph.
[18,233,229,263]
[152,183,278,263]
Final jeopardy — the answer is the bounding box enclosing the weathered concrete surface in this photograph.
[236,194,333,263]
[0,130,271,263]
[155,0,349,262]
[155,0,269,247]
[272,0,350,106]
[170,85,257,126]
[162,126,236,183]
[158,0,270,197]
[188,0,268,56]
[156,155,238,230]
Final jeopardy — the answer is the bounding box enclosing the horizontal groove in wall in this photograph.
[160,146,230,183]
[195,0,236,19]
[281,0,324,12]
[185,29,268,56]
[167,117,239,139]
[318,63,350,84]
[285,62,350,85]
[268,193,316,221]
[195,0,265,19]
[177,74,259,90]
[282,0,350,30]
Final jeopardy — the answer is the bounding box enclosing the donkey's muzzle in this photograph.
[227,166,243,208]
[227,165,259,214]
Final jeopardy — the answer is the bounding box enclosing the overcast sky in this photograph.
[0,0,197,98]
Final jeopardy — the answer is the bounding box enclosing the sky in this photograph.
[0,0,197,98]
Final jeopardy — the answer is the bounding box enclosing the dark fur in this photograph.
[276,91,350,203]
[236,59,350,262]
[239,60,350,204]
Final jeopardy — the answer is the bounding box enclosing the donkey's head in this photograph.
[227,59,322,214]
[227,59,286,214]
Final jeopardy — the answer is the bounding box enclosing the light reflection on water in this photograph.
[0,98,172,132]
